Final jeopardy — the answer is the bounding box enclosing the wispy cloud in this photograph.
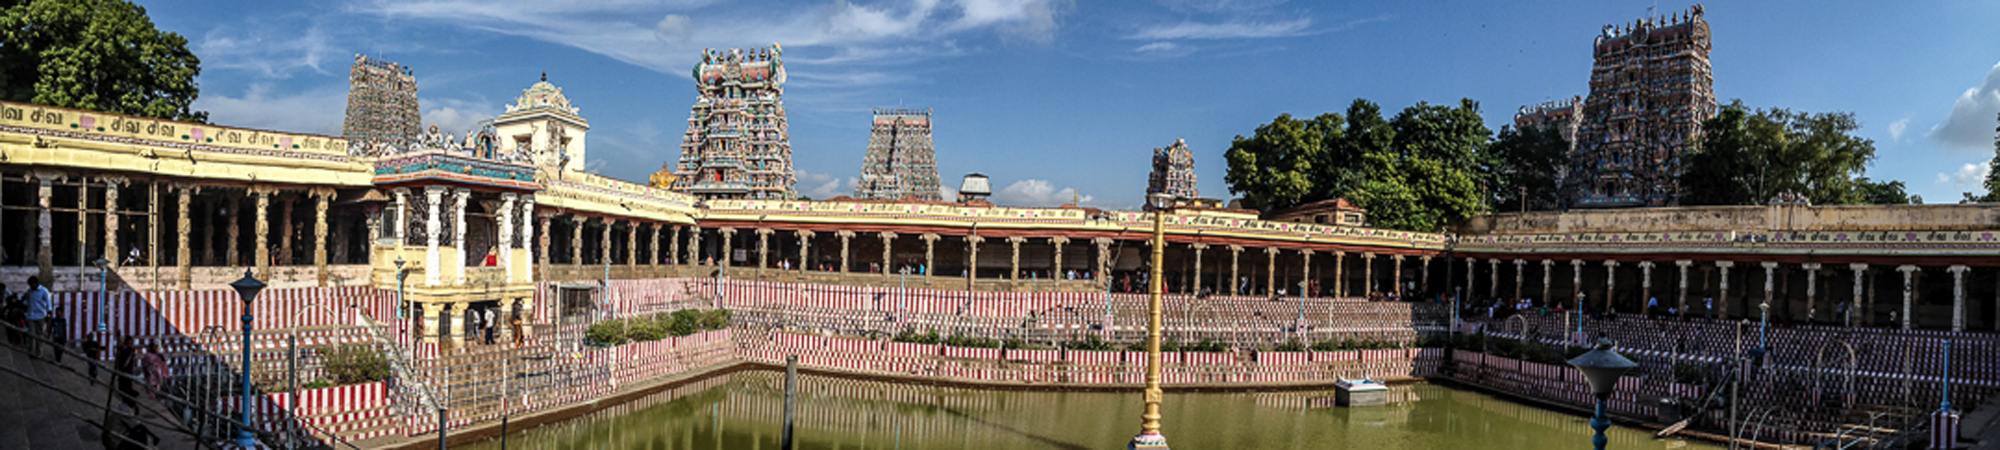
[196,21,343,78]
[1128,17,1312,40]
[797,170,857,200]
[1928,61,2000,152]
[991,179,1095,207]
[1888,117,1910,141]
[1937,162,1991,190]
[195,83,348,135]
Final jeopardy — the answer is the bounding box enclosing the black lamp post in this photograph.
[229,269,266,447]
[1568,337,1636,450]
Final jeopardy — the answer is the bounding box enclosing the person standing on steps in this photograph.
[23,276,50,359]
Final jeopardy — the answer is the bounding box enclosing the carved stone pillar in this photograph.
[253,187,271,280]
[1229,245,1243,295]
[447,302,469,348]
[879,232,897,275]
[147,182,158,269]
[795,230,815,272]
[1190,243,1207,294]
[758,228,773,269]
[1421,255,1434,296]
[419,303,443,342]
[1676,260,1693,319]
[922,233,941,278]
[1466,258,1477,299]
[1264,247,1279,296]
[1514,259,1526,301]
[687,226,701,265]
[1716,261,1733,320]
[227,196,241,269]
[1897,265,1918,330]
[102,176,123,268]
[279,194,293,266]
[837,230,854,273]
[1362,253,1376,296]
[649,223,660,266]
[1849,263,1867,327]
[1540,260,1554,305]
[1802,263,1822,323]
[669,226,681,266]
[175,185,195,290]
[1051,236,1069,278]
[452,189,469,284]
[570,217,584,271]
[600,218,614,270]
[1603,260,1620,313]
[36,173,53,281]
[1333,251,1346,297]
[1488,258,1500,299]
[966,235,985,284]
[496,193,516,282]
[1570,259,1584,308]
[627,221,640,267]
[1008,236,1026,280]
[313,188,333,286]
[519,195,535,277]
[1297,249,1313,296]
[423,186,444,286]
[1638,261,1655,310]
[719,228,736,268]
[537,212,552,274]
[1393,255,1405,297]
[1946,265,1967,332]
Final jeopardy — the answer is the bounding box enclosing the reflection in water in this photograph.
[465,371,1717,450]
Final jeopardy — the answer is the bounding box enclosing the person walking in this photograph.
[23,276,49,359]
[510,312,526,347]
[113,336,140,410]
[483,307,497,345]
[141,343,168,398]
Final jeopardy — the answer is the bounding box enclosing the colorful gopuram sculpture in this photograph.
[853,108,941,201]
[1146,138,1197,206]
[672,45,795,200]
[1567,4,1716,208]
[343,54,421,156]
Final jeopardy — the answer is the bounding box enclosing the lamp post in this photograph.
[1568,337,1637,450]
[1130,192,1173,450]
[93,257,110,342]
[230,269,267,447]
[1757,301,1769,352]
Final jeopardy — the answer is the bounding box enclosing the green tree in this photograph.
[0,0,205,122]
[1488,125,1568,212]
[1351,99,1491,231]
[1681,101,1885,206]
[1970,111,2000,203]
[1222,112,1341,212]
[1853,178,1916,205]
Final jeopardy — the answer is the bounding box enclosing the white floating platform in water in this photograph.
[1336,379,1388,407]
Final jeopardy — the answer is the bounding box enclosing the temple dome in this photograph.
[506,75,579,116]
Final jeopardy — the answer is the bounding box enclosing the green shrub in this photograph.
[321,344,392,386]
[1065,335,1114,351]
[701,309,731,330]
[627,316,669,342]
[668,310,702,336]
[1187,338,1228,353]
[1274,339,1306,352]
[586,321,627,345]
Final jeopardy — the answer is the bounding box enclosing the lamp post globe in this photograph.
[1568,337,1637,450]
[229,269,266,447]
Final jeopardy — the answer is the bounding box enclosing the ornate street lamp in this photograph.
[1131,192,1174,450]
[229,269,267,447]
[93,257,110,340]
[1568,337,1637,450]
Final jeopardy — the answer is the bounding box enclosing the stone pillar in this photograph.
[420,303,443,342]
[627,221,640,267]
[227,196,241,268]
[423,186,444,286]
[1849,263,1867,327]
[1948,265,1968,332]
[518,195,534,276]
[102,176,122,268]
[650,223,660,266]
[838,230,855,273]
[536,212,551,274]
[1188,242,1207,293]
[922,234,941,278]
[1093,237,1114,288]
[1488,258,1500,298]
[1008,236,1026,280]
[758,229,774,269]
[669,226,681,266]
[1265,247,1279,296]
[1759,262,1779,322]
[966,235,985,284]
[1467,258,1478,299]
[1714,261,1735,319]
[599,219,614,273]
[1052,236,1070,278]
[1362,252,1377,296]
[454,189,470,284]
[1541,259,1555,305]
[686,226,701,265]
[497,298,517,343]
[1602,260,1620,313]
[1228,245,1243,295]
[570,217,584,271]
[1393,255,1406,297]
[496,194,516,282]
[1513,259,1526,301]
[1570,259,1584,308]
[1897,265,1918,330]
[253,187,271,280]
[1299,249,1313,296]
[33,173,53,281]
[1421,255,1432,295]
[148,182,158,269]
[279,194,293,266]
[393,188,409,243]
[795,230,814,272]
[1638,261,1655,310]
[447,302,469,348]
[313,188,333,286]
[1802,263,1822,323]
[175,184,195,290]
[1676,260,1693,319]
[1333,251,1346,297]
[880,232,897,275]
[719,228,737,269]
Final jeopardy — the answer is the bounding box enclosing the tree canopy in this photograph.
[1487,124,1568,213]
[1223,98,1492,232]
[1680,101,1903,206]
[0,0,206,122]
[1968,111,2000,203]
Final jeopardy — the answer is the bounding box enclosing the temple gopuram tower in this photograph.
[1146,138,1197,206]
[342,54,420,154]
[1569,4,1716,208]
[673,45,793,200]
[853,108,941,201]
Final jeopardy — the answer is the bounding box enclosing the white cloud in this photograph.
[1928,61,2000,152]
[1128,18,1311,40]
[195,83,348,135]
[1135,41,1178,53]
[991,179,1093,207]
[939,183,959,202]
[197,22,342,78]
[420,98,500,138]
[797,170,856,200]
[351,0,1066,87]
[1938,162,1991,190]
[1888,118,1910,141]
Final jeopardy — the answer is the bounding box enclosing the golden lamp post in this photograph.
[1131,192,1173,449]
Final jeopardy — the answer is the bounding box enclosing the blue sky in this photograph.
[148,0,2000,209]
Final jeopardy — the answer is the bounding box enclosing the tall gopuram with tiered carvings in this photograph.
[853,108,941,201]
[672,45,794,200]
[1569,4,1716,208]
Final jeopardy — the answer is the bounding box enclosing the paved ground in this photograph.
[0,340,201,450]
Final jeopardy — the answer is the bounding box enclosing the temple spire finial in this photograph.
[541,71,547,82]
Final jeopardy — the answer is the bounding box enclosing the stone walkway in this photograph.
[0,341,202,450]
